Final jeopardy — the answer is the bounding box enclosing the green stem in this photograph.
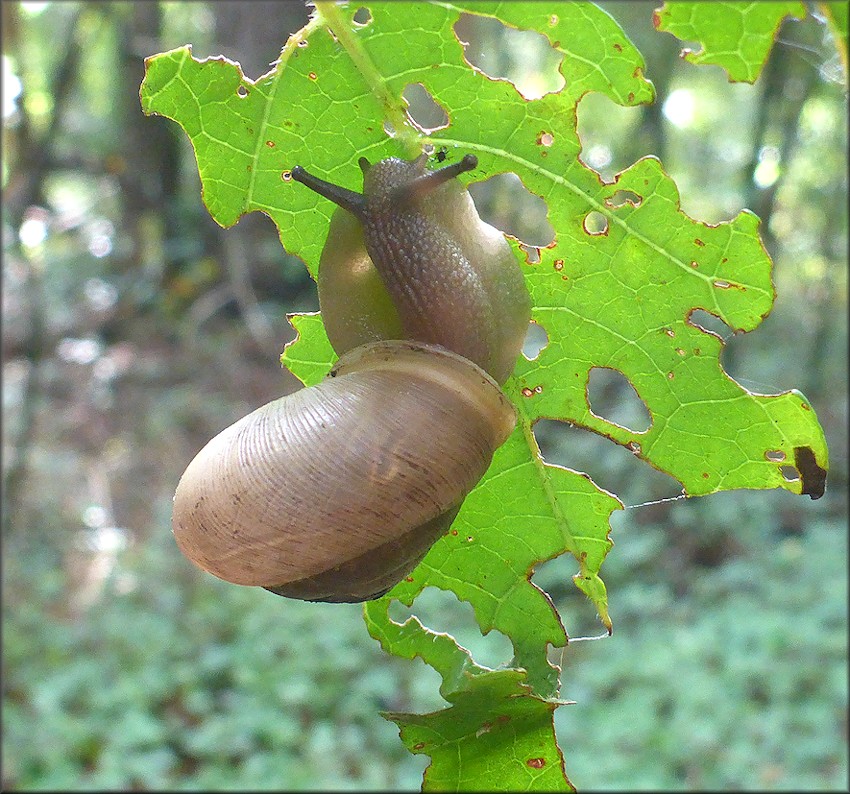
[313,1,420,156]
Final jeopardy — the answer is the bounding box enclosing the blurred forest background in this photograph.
[2,1,847,790]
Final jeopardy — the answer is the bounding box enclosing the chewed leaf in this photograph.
[363,605,573,789]
[380,426,619,695]
[514,156,829,500]
[654,1,808,83]
[280,313,334,387]
[387,670,573,792]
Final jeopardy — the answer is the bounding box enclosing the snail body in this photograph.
[302,154,531,385]
[172,153,531,602]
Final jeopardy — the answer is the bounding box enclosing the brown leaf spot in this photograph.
[521,387,534,397]
[793,446,827,500]
[613,43,623,52]
[308,72,317,80]
[554,259,565,271]
[265,140,276,148]
[413,742,426,750]
[694,238,705,247]
[527,758,547,769]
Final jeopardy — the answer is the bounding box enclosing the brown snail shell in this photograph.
[172,340,516,602]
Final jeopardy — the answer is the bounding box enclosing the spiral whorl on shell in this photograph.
[172,341,516,602]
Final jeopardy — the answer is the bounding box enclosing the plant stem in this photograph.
[313,1,420,156]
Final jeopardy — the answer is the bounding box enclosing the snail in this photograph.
[172,153,531,602]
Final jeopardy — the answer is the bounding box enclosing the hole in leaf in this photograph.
[402,83,449,134]
[577,92,647,182]
[582,211,609,236]
[587,367,651,433]
[236,85,248,98]
[389,588,514,669]
[352,6,372,26]
[454,13,565,100]
[687,308,734,341]
[606,190,642,209]
[765,449,786,462]
[522,320,549,360]
[468,173,554,247]
[533,418,681,510]
[780,465,800,482]
[520,244,541,264]
[532,555,599,632]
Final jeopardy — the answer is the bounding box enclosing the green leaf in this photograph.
[279,312,334,387]
[362,606,573,789]
[654,1,808,83]
[389,671,573,792]
[515,155,828,499]
[141,1,829,789]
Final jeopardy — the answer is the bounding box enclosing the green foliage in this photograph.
[2,537,428,790]
[655,1,807,83]
[137,1,833,789]
[555,498,847,790]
